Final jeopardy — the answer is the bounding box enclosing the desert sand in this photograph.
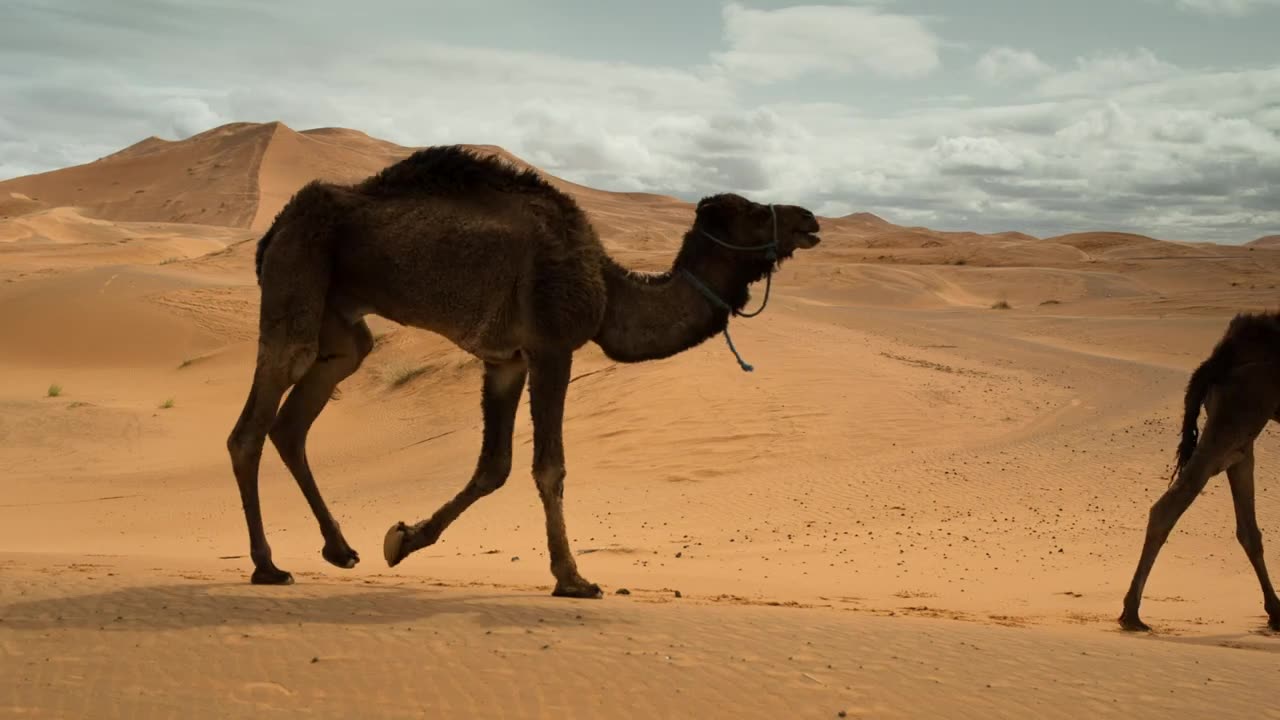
[3,121,1280,719]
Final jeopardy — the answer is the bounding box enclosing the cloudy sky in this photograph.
[3,0,1278,242]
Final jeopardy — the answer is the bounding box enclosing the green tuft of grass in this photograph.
[47,384,62,398]
[160,398,175,409]
[990,300,1012,310]
[389,365,429,388]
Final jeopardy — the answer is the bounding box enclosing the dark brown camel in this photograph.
[1120,310,1280,631]
[226,145,821,597]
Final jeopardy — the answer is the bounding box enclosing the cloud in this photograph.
[930,136,1037,175]
[1,3,1278,244]
[1037,47,1179,97]
[975,48,1053,85]
[713,2,941,82]
[1163,0,1280,15]
[753,58,1280,241]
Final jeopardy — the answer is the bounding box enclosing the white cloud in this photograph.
[752,60,1280,240]
[1037,47,1178,97]
[713,2,941,82]
[157,96,224,138]
[362,44,734,112]
[1166,0,1280,15]
[976,47,1053,85]
[930,136,1036,175]
[1054,102,1140,143]
[2,3,1279,244]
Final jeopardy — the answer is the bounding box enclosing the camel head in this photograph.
[670,191,822,310]
[690,193,821,269]
[666,192,821,371]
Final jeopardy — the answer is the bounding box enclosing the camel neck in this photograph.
[591,258,730,363]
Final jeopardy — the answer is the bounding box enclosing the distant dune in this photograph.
[0,122,412,230]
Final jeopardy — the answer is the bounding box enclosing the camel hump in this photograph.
[356,145,580,210]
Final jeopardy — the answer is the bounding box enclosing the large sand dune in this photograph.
[3,121,1280,718]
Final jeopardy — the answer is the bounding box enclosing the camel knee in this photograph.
[226,432,242,466]
[1237,525,1264,555]
[227,430,261,474]
[534,464,566,500]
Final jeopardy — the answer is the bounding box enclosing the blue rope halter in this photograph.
[678,204,778,372]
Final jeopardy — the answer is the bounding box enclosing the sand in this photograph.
[3,121,1280,719]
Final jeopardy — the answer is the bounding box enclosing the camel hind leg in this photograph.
[1118,436,1220,630]
[1120,384,1273,631]
[1225,442,1280,630]
[269,310,374,571]
[227,340,318,585]
[227,218,333,585]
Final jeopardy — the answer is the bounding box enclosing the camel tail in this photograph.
[1172,342,1232,482]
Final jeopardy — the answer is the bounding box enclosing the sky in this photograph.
[3,0,1279,243]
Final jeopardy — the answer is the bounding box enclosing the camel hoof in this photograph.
[383,523,409,567]
[552,581,604,599]
[250,566,295,586]
[1118,612,1150,632]
[323,542,360,570]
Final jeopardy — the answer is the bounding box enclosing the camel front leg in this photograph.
[384,358,527,566]
[528,351,601,599]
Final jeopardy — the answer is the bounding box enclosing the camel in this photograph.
[1120,310,1280,632]
[226,145,821,597]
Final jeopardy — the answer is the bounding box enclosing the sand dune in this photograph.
[0,192,49,218]
[5,554,1278,720]
[0,205,251,284]
[3,121,1280,718]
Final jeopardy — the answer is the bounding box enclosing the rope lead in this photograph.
[679,204,779,373]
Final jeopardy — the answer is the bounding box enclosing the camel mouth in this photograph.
[795,232,821,249]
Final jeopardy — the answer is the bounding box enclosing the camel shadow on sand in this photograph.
[0,580,623,634]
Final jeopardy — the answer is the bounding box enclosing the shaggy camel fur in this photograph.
[1120,311,1280,631]
[226,145,821,597]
